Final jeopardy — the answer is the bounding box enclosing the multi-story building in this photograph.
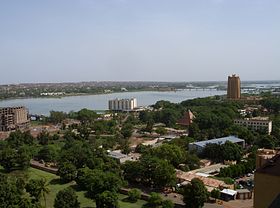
[234,116,272,134]
[108,98,137,111]
[0,106,30,131]
[227,74,241,99]
[254,151,280,208]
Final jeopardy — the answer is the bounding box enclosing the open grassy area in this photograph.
[2,167,146,208]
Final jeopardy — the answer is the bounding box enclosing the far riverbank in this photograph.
[0,89,226,115]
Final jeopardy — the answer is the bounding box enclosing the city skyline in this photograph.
[0,0,280,84]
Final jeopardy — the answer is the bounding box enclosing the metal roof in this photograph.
[190,136,244,148]
[221,189,237,196]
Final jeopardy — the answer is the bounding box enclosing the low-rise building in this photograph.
[236,189,252,200]
[176,170,233,192]
[108,150,140,164]
[188,136,245,153]
[234,116,272,134]
[220,189,237,201]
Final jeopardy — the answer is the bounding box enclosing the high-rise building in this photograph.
[108,98,137,111]
[254,151,280,208]
[0,106,30,131]
[227,74,241,99]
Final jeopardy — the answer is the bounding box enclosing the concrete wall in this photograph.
[254,172,280,208]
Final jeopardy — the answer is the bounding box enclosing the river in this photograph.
[0,90,226,115]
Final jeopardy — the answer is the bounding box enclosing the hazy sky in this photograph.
[0,0,279,84]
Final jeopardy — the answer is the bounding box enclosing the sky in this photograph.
[0,0,279,84]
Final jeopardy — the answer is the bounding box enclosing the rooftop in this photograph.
[256,153,280,177]
[190,136,244,148]
[221,189,237,196]
[108,151,127,159]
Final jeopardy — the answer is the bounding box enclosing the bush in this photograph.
[128,188,141,202]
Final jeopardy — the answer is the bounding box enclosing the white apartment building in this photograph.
[108,98,137,111]
[234,117,272,135]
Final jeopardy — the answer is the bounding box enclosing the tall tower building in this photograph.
[227,74,241,99]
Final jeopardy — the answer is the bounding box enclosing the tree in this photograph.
[151,144,186,167]
[121,123,133,138]
[222,141,242,162]
[76,168,122,199]
[183,178,208,208]
[210,189,221,201]
[0,147,17,172]
[36,145,58,162]
[155,127,167,135]
[146,192,162,207]
[77,108,98,123]
[140,156,176,189]
[37,131,50,145]
[26,178,50,207]
[128,188,141,202]
[58,162,78,182]
[95,191,119,208]
[0,174,23,207]
[162,200,174,208]
[49,111,67,124]
[17,145,32,170]
[122,161,144,184]
[54,187,80,208]
[6,130,34,147]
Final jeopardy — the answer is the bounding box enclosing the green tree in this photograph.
[49,111,67,124]
[95,191,119,208]
[58,162,78,182]
[183,178,208,208]
[37,131,50,145]
[121,123,133,138]
[155,127,167,135]
[77,108,98,123]
[17,145,32,170]
[146,192,162,207]
[0,174,23,207]
[76,168,122,199]
[128,188,141,202]
[151,144,186,167]
[6,130,34,147]
[210,189,221,201]
[0,147,17,172]
[122,161,144,183]
[36,145,58,162]
[141,156,176,189]
[26,178,50,207]
[162,199,174,208]
[54,187,80,208]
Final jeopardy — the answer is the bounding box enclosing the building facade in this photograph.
[254,153,280,208]
[234,117,272,134]
[227,74,241,99]
[0,106,30,131]
[108,98,137,111]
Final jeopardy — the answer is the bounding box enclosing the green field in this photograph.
[2,167,146,208]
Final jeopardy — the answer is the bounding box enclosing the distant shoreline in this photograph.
[0,88,182,102]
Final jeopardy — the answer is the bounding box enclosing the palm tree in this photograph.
[26,178,50,207]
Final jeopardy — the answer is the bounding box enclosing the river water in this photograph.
[0,90,226,115]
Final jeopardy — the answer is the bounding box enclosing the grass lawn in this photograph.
[3,167,146,208]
